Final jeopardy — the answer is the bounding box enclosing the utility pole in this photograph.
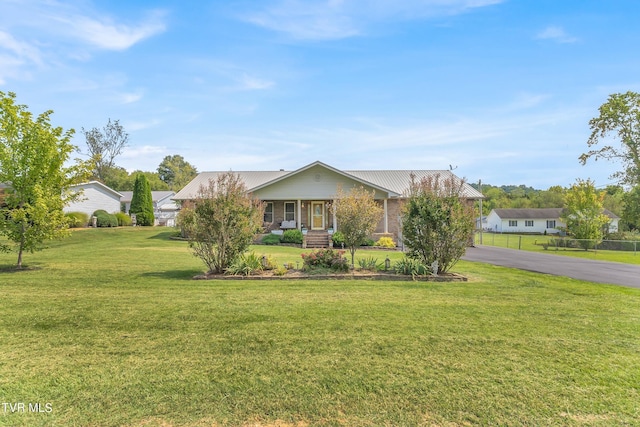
[478,179,483,245]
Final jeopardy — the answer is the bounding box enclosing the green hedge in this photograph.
[261,233,282,245]
[281,229,303,244]
[92,210,118,227]
[65,212,89,228]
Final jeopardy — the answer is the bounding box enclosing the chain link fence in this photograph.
[475,232,640,254]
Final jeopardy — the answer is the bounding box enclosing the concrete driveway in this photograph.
[462,245,640,289]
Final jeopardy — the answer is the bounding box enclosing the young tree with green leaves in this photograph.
[580,91,640,186]
[0,91,89,268]
[178,172,264,274]
[130,174,155,226]
[561,179,611,250]
[401,174,475,274]
[333,185,384,268]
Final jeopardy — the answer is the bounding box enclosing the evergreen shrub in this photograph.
[261,233,281,245]
[331,231,345,247]
[281,229,303,244]
[92,210,118,227]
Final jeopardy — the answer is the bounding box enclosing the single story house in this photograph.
[64,181,123,218]
[120,191,179,226]
[486,208,620,234]
[173,161,484,244]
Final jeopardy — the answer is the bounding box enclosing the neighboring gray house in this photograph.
[64,181,123,218]
[486,208,620,234]
[173,160,484,243]
[120,191,179,226]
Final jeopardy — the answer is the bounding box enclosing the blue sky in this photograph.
[1,0,639,189]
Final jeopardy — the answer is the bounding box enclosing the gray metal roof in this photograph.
[120,191,176,203]
[173,161,484,200]
[492,208,619,220]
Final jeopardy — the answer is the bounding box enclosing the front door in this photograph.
[311,201,324,230]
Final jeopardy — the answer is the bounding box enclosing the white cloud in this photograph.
[62,10,167,51]
[237,74,275,91]
[122,145,165,158]
[536,26,578,44]
[242,0,505,40]
[118,91,144,104]
[124,119,162,132]
[0,1,167,85]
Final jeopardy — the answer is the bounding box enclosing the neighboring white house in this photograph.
[120,191,179,226]
[486,208,620,234]
[64,181,123,218]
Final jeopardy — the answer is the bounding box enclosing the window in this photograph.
[525,220,534,227]
[546,220,556,229]
[284,202,295,221]
[264,202,273,223]
[508,220,518,227]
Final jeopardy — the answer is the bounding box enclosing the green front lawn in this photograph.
[1,228,639,426]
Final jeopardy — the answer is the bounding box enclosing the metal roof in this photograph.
[492,208,619,220]
[173,161,484,200]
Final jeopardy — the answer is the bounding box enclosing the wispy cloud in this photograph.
[59,10,167,51]
[536,26,579,44]
[236,74,275,91]
[122,145,165,158]
[118,91,144,104]
[0,1,167,85]
[242,0,504,40]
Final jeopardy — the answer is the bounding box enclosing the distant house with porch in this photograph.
[486,208,620,234]
[173,161,483,246]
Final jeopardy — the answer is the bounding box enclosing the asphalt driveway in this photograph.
[462,245,640,289]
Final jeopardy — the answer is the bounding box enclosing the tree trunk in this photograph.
[17,225,25,269]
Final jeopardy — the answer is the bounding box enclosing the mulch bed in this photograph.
[194,271,467,282]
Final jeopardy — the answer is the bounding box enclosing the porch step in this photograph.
[305,231,330,248]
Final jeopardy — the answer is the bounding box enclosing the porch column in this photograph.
[297,199,302,230]
[384,199,388,234]
[332,199,337,231]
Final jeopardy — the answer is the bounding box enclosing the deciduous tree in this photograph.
[157,155,198,190]
[580,91,640,186]
[333,185,384,268]
[401,174,475,274]
[0,91,89,268]
[561,179,611,250]
[178,172,263,274]
[82,118,129,183]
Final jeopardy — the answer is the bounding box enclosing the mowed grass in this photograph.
[0,228,639,426]
[476,232,640,265]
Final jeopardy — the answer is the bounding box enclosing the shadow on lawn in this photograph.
[140,269,202,281]
[146,230,180,241]
[0,264,43,273]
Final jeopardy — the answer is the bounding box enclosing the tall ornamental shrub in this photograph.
[130,174,154,226]
[178,172,264,274]
[401,173,475,274]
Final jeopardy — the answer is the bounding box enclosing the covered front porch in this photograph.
[263,198,393,235]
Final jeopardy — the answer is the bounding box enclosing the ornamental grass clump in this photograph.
[301,248,349,272]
